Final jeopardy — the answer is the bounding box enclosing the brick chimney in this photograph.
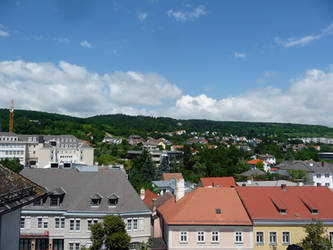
[140,187,145,200]
[175,178,185,202]
[281,184,287,190]
[152,198,157,216]
[322,161,324,167]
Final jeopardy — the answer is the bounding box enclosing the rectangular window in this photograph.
[326,183,330,187]
[270,232,277,245]
[20,217,25,229]
[197,231,205,242]
[282,232,290,245]
[55,218,60,229]
[317,174,321,178]
[50,197,59,206]
[235,232,243,243]
[325,173,330,178]
[43,218,48,229]
[256,232,264,244]
[75,243,80,250]
[88,219,92,231]
[211,231,219,242]
[33,198,42,206]
[180,231,188,242]
[61,218,65,229]
[329,232,333,243]
[38,218,42,229]
[127,219,132,231]
[133,219,138,230]
[75,220,80,231]
[70,220,75,231]
[69,243,74,250]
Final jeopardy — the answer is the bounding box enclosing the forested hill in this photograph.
[1,109,333,141]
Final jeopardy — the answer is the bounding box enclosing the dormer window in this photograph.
[271,197,287,215]
[216,208,221,214]
[33,198,43,206]
[108,194,119,207]
[301,198,319,215]
[90,193,102,207]
[50,187,66,207]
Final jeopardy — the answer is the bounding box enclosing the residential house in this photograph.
[237,180,298,187]
[0,164,47,250]
[239,168,265,178]
[161,173,183,181]
[199,177,237,188]
[20,166,151,250]
[102,135,122,145]
[237,186,333,250]
[128,135,145,145]
[248,159,271,172]
[158,183,253,250]
[276,160,333,188]
[152,176,195,196]
[256,154,276,165]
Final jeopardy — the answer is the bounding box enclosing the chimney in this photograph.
[140,187,145,200]
[281,184,287,190]
[317,183,321,187]
[322,161,324,167]
[175,178,185,202]
[152,198,157,216]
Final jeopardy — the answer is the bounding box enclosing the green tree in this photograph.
[285,150,294,160]
[299,219,331,250]
[255,160,265,172]
[141,154,156,180]
[90,215,131,250]
[0,158,23,173]
[156,156,170,179]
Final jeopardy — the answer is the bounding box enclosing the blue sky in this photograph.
[1,0,333,126]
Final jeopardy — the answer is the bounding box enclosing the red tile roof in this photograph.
[143,189,158,207]
[162,173,183,181]
[200,177,236,187]
[237,186,333,221]
[158,187,252,225]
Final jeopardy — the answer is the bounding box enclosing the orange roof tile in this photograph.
[158,188,252,225]
[200,177,236,187]
[143,189,158,207]
[237,186,333,221]
[248,159,263,165]
[162,173,183,181]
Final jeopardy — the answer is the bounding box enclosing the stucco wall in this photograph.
[1,208,21,250]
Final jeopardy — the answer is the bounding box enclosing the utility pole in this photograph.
[9,99,14,133]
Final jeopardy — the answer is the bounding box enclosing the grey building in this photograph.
[20,166,152,250]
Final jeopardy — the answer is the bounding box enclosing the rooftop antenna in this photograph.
[9,99,14,133]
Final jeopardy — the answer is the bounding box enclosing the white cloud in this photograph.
[256,71,276,83]
[167,5,207,22]
[0,60,182,117]
[167,68,333,126]
[80,40,92,48]
[0,30,9,38]
[234,52,247,59]
[137,12,148,22]
[275,22,333,48]
[56,37,70,44]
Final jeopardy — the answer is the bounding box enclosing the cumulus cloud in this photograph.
[80,40,92,48]
[137,12,148,22]
[0,60,182,117]
[167,5,207,22]
[234,52,247,59]
[167,68,333,126]
[256,71,276,84]
[275,22,333,48]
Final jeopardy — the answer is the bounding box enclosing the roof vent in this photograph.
[295,213,300,217]
[216,208,221,214]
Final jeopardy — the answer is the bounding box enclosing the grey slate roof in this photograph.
[276,160,333,173]
[237,180,298,187]
[21,168,150,214]
[239,168,265,177]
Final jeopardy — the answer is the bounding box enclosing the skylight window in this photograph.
[216,208,221,214]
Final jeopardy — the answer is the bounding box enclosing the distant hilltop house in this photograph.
[175,130,186,135]
[128,135,145,145]
[102,135,122,145]
[256,154,276,165]
[0,132,94,168]
[20,165,151,250]
[276,160,333,188]
[128,149,183,166]
[0,164,47,250]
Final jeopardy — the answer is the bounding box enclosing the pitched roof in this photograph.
[21,168,150,214]
[276,160,333,173]
[158,187,252,225]
[162,173,183,181]
[248,159,269,165]
[240,168,265,177]
[148,192,173,211]
[0,164,47,215]
[200,177,236,187]
[143,189,158,207]
[237,186,333,221]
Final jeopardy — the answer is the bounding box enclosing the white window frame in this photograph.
[133,218,138,231]
[69,218,80,232]
[70,219,75,231]
[329,231,333,244]
[127,218,132,231]
[211,231,219,243]
[235,231,243,244]
[55,217,60,229]
[282,231,290,245]
[75,219,80,231]
[180,231,188,243]
[197,231,205,243]
[37,217,43,229]
[269,231,277,245]
[61,217,65,229]
[256,231,264,245]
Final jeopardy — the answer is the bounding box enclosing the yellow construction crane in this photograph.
[9,99,14,133]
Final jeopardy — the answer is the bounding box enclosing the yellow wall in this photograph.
[253,225,333,250]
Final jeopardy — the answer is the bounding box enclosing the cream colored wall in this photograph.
[82,148,94,165]
[168,225,253,249]
[37,147,52,168]
[253,224,333,250]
